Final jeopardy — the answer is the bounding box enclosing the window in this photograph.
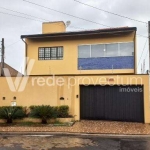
[51,47,57,60]
[120,42,134,56]
[45,48,51,60]
[38,47,63,60]
[91,44,105,57]
[78,45,90,58]
[106,44,119,57]
[78,42,134,58]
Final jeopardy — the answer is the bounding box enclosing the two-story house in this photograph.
[1,21,148,123]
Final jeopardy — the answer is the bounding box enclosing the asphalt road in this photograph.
[0,134,150,150]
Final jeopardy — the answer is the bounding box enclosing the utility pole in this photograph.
[0,38,4,76]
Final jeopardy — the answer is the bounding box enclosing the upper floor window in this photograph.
[38,47,63,60]
[78,42,134,58]
[78,45,90,58]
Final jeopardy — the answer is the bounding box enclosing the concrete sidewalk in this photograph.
[0,120,150,135]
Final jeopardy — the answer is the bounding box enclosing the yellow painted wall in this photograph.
[0,75,149,123]
[42,22,66,34]
[0,76,75,115]
[26,32,135,75]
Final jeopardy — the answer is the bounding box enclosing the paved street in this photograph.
[0,134,150,150]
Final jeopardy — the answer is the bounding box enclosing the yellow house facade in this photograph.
[0,21,149,123]
[24,22,137,75]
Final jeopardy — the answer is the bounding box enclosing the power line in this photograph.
[1,5,85,31]
[142,41,149,61]
[1,5,147,34]
[0,8,148,37]
[0,10,148,38]
[0,4,148,38]
[0,11,42,22]
[6,40,21,48]
[138,39,148,67]
[0,6,87,31]
[74,0,147,25]
[23,0,112,28]
[22,0,148,39]
[0,11,85,31]
[0,6,48,22]
[144,49,149,59]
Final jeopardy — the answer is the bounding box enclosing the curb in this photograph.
[0,132,150,138]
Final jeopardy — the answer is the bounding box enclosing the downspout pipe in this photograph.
[134,31,136,74]
[21,38,27,76]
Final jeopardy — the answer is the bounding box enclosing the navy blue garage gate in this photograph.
[80,85,144,123]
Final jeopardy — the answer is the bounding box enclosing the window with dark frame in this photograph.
[38,47,63,60]
[78,42,134,58]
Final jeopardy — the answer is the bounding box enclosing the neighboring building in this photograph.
[0,21,149,123]
[0,62,22,77]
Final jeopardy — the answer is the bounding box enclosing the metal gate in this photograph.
[80,85,144,123]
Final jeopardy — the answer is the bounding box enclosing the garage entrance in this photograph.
[80,85,144,123]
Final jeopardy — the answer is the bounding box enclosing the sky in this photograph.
[0,0,149,74]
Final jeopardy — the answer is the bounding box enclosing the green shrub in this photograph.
[57,105,69,118]
[29,105,57,124]
[29,105,36,111]
[0,106,25,124]
[23,107,29,117]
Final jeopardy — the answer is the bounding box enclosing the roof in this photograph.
[0,63,23,77]
[21,27,136,39]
